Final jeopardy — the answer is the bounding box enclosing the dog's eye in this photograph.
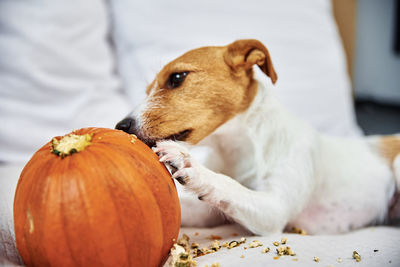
[165,72,188,89]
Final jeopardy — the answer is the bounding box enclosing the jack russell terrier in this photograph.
[116,39,400,235]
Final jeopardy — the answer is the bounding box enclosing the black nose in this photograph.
[115,117,136,134]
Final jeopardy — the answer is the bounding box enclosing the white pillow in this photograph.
[0,0,130,164]
[110,0,361,136]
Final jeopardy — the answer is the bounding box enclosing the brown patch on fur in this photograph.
[224,39,277,84]
[379,136,400,165]
[139,39,277,144]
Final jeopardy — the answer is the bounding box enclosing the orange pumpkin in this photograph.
[14,127,180,267]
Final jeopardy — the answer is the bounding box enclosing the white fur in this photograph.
[147,69,397,235]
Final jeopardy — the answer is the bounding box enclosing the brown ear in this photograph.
[224,39,278,84]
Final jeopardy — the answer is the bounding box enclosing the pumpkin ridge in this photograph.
[67,151,122,266]
[103,142,180,261]
[89,145,164,266]
[38,159,67,267]
[14,160,37,265]
[71,167,103,266]
[18,168,37,266]
[94,155,135,267]
[18,155,56,267]
[59,158,86,267]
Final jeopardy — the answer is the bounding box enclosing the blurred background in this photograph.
[333,0,400,134]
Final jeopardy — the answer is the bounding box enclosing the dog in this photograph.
[115,39,400,235]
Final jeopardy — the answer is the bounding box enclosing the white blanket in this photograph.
[1,165,400,267]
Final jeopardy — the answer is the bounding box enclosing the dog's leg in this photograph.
[154,140,310,234]
[176,186,227,227]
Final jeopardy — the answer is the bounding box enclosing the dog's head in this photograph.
[116,39,277,146]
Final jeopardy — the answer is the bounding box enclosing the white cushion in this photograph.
[0,0,130,164]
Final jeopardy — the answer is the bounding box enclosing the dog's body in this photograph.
[116,39,400,235]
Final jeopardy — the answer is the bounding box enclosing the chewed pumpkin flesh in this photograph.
[14,127,181,267]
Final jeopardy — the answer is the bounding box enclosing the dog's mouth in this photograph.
[142,129,192,148]
[165,129,192,142]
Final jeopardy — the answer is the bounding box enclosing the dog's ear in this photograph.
[224,39,277,84]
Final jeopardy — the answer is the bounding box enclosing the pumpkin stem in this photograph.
[51,133,92,158]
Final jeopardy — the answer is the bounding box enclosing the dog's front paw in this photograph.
[154,141,232,214]
[153,140,199,186]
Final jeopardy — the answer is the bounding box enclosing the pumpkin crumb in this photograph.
[130,134,137,143]
[191,243,199,249]
[240,255,244,259]
[273,256,280,260]
[177,234,190,250]
[262,247,270,253]
[228,241,239,249]
[290,227,307,235]
[248,240,262,248]
[169,244,197,267]
[170,234,196,266]
[276,245,296,256]
[201,247,212,255]
[353,251,361,262]
[209,235,222,240]
[192,248,202,257]
[210,240,221,251]
[313,256,319,262]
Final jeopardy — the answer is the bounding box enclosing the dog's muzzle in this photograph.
[115,117,136,134]
[115,117,192,147]
[115,117,157,147]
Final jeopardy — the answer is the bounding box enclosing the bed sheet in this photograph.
[2,166,400,267]
[166,224,400,267]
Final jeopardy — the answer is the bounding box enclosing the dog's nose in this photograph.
[115,117,136,134]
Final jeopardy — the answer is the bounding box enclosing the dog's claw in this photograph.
[155,140,198,188]
[175,176,187,185]
[159,155,169,162]
[166,161,178,169]
[165,161,178,174]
